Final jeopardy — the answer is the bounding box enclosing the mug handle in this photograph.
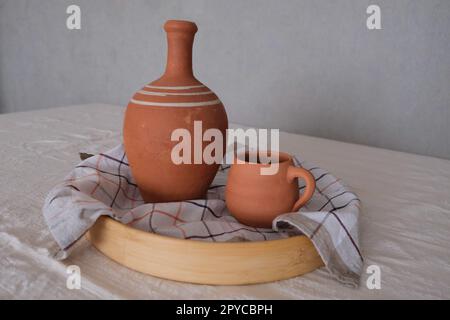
[287,166,316,212]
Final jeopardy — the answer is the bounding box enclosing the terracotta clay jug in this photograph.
[123,20,228,202]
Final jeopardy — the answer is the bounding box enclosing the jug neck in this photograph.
[162,20,197,81]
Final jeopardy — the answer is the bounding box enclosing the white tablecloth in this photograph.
[1,104,449,299]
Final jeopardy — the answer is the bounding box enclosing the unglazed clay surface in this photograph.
[123,20,228,202]
[226,152,315,228]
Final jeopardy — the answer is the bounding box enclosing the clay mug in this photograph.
[225,151,316,228]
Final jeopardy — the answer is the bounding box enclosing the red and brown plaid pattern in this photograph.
[43,144,362,287]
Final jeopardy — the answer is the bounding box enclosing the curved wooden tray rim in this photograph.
[87,216,324,285]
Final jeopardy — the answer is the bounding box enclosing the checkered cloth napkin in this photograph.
[43,144,363,287]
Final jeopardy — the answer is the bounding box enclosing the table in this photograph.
[1,104,449,299]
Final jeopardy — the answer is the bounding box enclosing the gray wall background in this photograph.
[0,0,449,159]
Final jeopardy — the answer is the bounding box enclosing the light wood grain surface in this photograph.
[87,216,324,285]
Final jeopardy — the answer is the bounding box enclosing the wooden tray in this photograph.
[87,216,324,285]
